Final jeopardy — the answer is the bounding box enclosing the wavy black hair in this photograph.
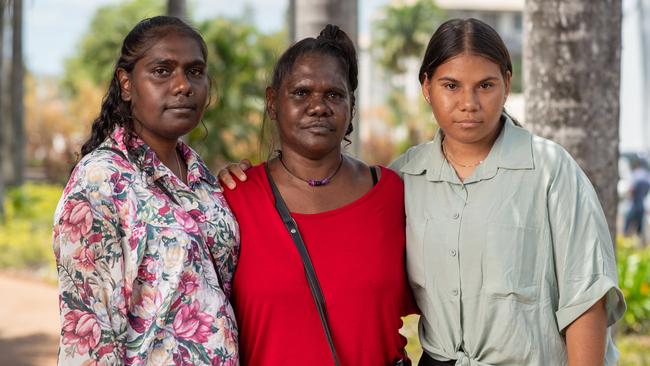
[79,16,208,158]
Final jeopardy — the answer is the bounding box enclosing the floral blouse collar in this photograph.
[108,126,218,187]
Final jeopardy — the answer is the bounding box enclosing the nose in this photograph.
[172,72,193,96]
[306,94,332,117]
[459,88,479,112]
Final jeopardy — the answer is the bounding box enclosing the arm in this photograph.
[54,170,126,364]
[217,159,252,189]
[566,297,607,366]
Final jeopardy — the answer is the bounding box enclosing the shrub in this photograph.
[617,237,650,334]
[0,183,62,276]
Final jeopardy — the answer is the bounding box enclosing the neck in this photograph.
[277,149,343,186]
[442,128,502,165]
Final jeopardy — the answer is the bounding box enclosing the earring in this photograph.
[425,96,430,104]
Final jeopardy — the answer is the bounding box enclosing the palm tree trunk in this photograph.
[167,0,187,21]
[11,0,23,186]
[0,0,5,216]
[290,0,360,155]
[524,0,622,241]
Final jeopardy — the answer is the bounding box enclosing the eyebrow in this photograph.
[145,58,206,67]
[436,76,500,83]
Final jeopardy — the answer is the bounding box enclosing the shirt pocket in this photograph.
[484,222,542,303]
[406,218,427,289]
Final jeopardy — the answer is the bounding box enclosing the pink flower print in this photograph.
[172,300,214,343]
[179,272,199,296]
[137,256,158,282]
[60,199,94,243]
[72,246,95,272]
[132,284,162,319]
[129,224,146,250]
[173,210,199,234]
[61,310,101,356]
[187,209,206,223]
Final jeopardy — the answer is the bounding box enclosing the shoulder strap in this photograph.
[370,165,378,186]
[264,163,341,366]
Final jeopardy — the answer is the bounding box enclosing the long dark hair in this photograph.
[79,16,208,158]
[261,24,358,157]
[419,18,520,125]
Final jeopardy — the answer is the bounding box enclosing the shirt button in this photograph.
[450,249,457,257]
[452,289,459,296]
[452,212,459,219]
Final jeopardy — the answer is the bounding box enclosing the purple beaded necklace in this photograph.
[279,154,344,187]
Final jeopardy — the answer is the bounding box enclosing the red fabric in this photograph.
[224,164,416,366]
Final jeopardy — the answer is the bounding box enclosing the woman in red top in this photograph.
[222,25,416,365]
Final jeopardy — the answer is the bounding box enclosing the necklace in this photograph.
[175,149,186,184]
[442,140,484,168]
[279,154,344,187]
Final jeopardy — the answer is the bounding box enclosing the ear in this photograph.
[265,86,277,120]
[421,73,432,104]
[117,68,132,102]
[503,70,512,104]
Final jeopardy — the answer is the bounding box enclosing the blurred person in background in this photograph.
[623,157,650,245]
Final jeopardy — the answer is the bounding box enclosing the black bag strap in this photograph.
[264,163,341,366]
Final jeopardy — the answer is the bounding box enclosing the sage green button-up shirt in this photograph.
[391,118,626,366]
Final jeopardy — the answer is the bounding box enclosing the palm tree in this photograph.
[11,0,24,186]
[167,0,187,21]
[372,0,442,74]
[0,0,5,215]
[524,0,622,239]
[371,0,443,148]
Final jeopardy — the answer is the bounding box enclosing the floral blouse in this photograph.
[53,127,240,366]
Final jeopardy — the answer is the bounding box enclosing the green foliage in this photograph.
[191,16,287,166]
[617,335,650,366]
[62,0,164,95]
[372,0,444,74]
[62,0,286,167]
[0,184,62,274]
[617,237,650,334]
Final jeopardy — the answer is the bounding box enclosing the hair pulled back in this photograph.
[270,24,358,137]
[79,16,207,158]
[419,18,512,84]
[419,18,520,125]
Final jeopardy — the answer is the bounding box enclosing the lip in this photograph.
[455,119,482,128]
[301,121,335,132]
[166,103,197,111]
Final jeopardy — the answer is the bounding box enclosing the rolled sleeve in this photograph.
[547,150,626,333]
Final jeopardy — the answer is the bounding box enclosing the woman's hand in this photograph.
[218,159,252,189]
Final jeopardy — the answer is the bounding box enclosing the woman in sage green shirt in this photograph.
[390,18,625,366]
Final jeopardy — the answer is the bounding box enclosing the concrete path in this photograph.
[0,273,59,366]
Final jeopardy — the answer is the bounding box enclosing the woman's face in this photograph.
[118,34,208,145]
[267,53,351,159]
[422,53,510,146]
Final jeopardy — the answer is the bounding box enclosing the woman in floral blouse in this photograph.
[53,16,239,365]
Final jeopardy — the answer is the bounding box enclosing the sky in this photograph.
[20,0,649,152]
[24,0,390,76]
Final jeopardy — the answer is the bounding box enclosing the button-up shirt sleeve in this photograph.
[53,158,128,364]
[546,147,626,332]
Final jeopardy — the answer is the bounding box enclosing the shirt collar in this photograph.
[399,115,534,183]
[107,126,218,187]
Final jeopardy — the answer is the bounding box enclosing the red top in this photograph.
[224,164,416,366]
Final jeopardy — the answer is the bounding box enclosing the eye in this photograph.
[291,88,308,97]
[326,91,344,100]
[152,67,170,77]
[444,83,458,90]
[188,67,205,77]
[479,82,494,89]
